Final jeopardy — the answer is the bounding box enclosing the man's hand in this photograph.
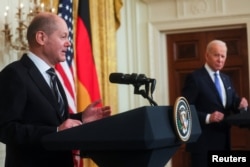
[209,111,224,123]
[81,99,111,124]
[58,119,83,131]
[238,97,248,111]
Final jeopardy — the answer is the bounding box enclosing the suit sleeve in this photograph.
[224,75,242,113]
[181,74,208,126]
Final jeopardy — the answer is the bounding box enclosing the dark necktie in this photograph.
[47,68,65,117]
[214,72,223,102]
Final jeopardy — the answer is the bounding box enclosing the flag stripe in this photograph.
[78,0,92,42]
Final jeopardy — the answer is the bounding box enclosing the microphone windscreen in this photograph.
[109,73,124,83]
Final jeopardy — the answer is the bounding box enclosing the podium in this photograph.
[42,105,201,167]
[225,112,250,128]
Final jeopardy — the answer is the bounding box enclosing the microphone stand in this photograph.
[133,80,158,106]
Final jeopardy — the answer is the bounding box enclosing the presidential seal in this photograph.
[173,96,192,142]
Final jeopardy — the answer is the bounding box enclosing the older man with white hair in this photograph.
[182,40,248,167]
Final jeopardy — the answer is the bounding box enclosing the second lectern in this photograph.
[42,105,201,167]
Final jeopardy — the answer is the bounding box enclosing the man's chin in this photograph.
[215,66,223,71]
[59,56,66,62]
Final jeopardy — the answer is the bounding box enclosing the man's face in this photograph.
[44,18,71,65]
[206,44,227,71]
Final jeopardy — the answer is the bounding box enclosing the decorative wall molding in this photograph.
[176,0,224,18]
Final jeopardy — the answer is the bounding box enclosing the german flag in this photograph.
[76,0,102,112]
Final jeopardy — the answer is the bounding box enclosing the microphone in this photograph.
[109,73,152,85]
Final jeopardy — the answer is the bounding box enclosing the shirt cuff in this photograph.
[206,114,211,124]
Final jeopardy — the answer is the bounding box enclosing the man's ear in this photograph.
[35,31,47,45]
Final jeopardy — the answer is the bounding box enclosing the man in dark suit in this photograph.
[0,12,111,167]
[182,40,248,167]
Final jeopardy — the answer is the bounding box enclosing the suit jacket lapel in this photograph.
[55,77,69,118]
[20,54,65,120]
[201,67,218,93]
[220,73,231,108]
[201,67,224,105]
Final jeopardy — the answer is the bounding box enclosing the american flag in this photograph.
[57,0,82,167]
[57,0,76,114]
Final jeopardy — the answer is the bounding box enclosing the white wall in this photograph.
[116,0,169,113]
[0,0,30,70]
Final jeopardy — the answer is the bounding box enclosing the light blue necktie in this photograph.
[214,72,222,102]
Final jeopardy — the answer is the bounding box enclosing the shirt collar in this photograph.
[205,63,220,79]
[27,51,51,73]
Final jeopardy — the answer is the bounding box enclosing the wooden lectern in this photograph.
[42,105,201,167]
